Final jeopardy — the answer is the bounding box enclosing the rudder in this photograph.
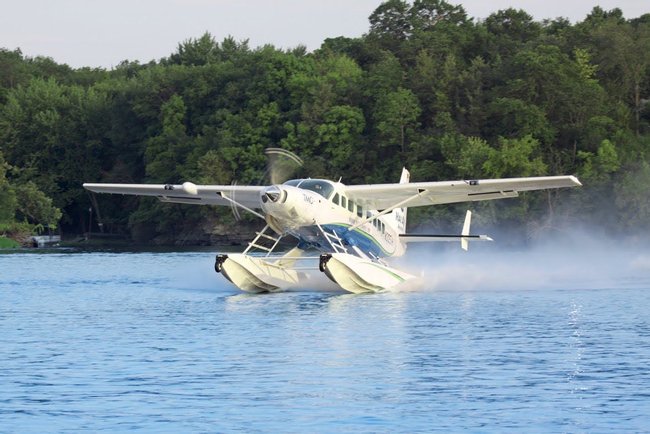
[388,168,409,235]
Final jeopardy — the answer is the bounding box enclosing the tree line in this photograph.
[1,1,649,244]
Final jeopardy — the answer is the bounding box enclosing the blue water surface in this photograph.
[1,249,649,433]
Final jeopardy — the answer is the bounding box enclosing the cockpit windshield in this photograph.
[283,179,302,187]
[283,179,335,199]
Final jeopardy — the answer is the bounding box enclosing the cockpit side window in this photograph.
[332,193,340,205]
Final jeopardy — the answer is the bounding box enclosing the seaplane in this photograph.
[84,148,581,294]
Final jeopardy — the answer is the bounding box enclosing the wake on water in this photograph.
[395,230,650,292]
[166,231,650,294]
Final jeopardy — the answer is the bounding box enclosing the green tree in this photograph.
[0,48,31,103]
[484,97,555,145]
[484,9,541,59]
[441,134,492,178]
[289,52,362,125]
[484,135,547,178]
[315,105,366,170]
[455,56,490,135]
[0,77,110,220]
[0,152,17,222]
[374,87,421,152]
[167,33,251,66]
[368,0,412,51]
[408,0,468,32]
[364,51,404,97]
[14,182,63,228]
[592,19,650,134]
[409,51,459,124]
[503,44,608,172]
[577,139,620,182]
[144,94,193,182]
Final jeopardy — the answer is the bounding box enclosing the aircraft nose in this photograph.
[261,185,284,203]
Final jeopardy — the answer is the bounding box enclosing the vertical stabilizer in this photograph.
[461,210,471,251]
[389,168,410,235]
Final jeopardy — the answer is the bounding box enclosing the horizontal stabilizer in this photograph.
[399,234,493,243]
[400,210,492,250]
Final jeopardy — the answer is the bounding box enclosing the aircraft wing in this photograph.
[83,182,264,209]
[344,175,581,210]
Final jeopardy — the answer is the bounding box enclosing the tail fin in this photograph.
[461,210,472,251]
[389,168,409,235]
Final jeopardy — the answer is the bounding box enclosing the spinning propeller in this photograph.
[263,147,304,185]
[228,147,304,221]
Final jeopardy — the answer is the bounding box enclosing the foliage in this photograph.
[0,150,62,236]
[0,236,21,248]
[0,220,34,242]
[0,151,17,222]
[14,181,63,229]
[374,87,421,153]
[1,2,650,241]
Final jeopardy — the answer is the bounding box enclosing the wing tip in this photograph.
[569,175,582,187]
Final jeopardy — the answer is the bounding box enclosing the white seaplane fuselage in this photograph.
[212,178,414,294]
[259,179,405,259]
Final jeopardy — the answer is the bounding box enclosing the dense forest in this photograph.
[1,1,649,245]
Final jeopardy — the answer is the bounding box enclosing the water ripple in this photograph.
[1,251,650,432]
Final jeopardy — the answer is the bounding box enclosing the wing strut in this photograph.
[216,192,265,220]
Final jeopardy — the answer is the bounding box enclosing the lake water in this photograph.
[1,245,650,433]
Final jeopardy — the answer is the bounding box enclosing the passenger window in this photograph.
[341,196,347,209]
[357,205,363,218]
[348,200,354,213]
